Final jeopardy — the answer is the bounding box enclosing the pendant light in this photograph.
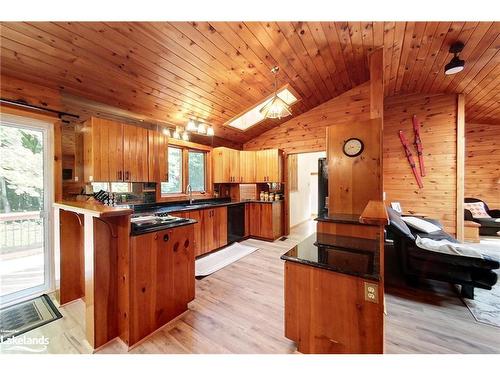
[207,125,214,136]
[445,42,465,75]
[260,66,292,119]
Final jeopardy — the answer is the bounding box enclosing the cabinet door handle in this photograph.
[163,234,169,242]
[118,171,122,180]
[125,171,130,181]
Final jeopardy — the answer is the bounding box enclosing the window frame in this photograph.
[160,141,210,200]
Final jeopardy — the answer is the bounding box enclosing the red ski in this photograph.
[412,115,426,177]
[399,130,424,188]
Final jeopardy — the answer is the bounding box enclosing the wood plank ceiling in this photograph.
[1,22,499,145]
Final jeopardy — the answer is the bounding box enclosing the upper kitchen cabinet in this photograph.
[213,147,240,183]
[83,117,123,182]
[123,124,149,182]
[256,149,283,183]
[83,117,153,183]
[239,150,256,183]
[147,129,168,183]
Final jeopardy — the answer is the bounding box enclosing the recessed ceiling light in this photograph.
[445,42,465,75]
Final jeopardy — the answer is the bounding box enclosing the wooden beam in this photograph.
[369,48,384,119]
[456,94,465,241]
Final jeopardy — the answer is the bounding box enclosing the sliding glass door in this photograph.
[0,113,53,305]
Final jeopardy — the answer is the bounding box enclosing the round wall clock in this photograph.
[343,138,364,157]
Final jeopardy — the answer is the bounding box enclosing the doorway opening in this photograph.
[0,113,54,306]
[288,151,326,235]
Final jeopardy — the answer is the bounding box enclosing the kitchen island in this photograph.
[54,201,196,350]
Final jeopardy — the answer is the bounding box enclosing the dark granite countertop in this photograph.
[281,232,380,281]
[132,198,282,216]
[315,213,379,226]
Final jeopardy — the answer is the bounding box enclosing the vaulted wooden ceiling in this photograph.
[1,22,499,145]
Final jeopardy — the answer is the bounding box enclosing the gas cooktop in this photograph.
[130,214,191,235]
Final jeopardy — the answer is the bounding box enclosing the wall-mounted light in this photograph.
[173,127,181,139]
[445,42,465,75]
[186,120,197,131]
[162,128,171,137]
[197,123,207,134]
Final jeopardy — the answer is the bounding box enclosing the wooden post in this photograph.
[369,48,384,120]
[456,94,465,241]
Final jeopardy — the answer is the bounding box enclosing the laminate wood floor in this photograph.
[2,220,499,354]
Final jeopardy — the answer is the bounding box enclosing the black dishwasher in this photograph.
[227,203,245,244]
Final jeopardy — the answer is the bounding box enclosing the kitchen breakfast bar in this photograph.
[54,201,197,350]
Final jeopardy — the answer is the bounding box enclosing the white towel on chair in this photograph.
[415,236,484,259]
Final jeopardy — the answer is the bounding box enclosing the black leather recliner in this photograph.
[386,207,499,299]
[464,197,500,236]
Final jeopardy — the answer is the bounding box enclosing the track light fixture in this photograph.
[445,42,465,75]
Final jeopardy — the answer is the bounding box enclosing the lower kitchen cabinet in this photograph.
[128,224,195,346]
[248,202,283,241]
[202,207,227,255]
[171,207,227,257]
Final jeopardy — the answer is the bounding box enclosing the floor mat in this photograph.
[195,242,258,277]
[0,294,62,339]
[462,237,500,327]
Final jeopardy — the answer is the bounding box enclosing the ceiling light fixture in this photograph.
[162,127,171,137]
[173,127,181,139]
[186,120,197,132]
[207,126,214,136]
[197,123,206,134]
[445,42,465,75]
[260,66,292,119]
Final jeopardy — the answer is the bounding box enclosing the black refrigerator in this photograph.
[318,157,328,217]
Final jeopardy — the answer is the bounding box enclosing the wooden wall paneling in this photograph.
[384,93,458,234]
[456,95,465,241]
[465,123,500,208]
[327,119,383,215]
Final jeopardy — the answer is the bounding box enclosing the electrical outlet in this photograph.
[364,282,378,303]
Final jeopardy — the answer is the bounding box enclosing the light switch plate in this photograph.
[364,282,379,303]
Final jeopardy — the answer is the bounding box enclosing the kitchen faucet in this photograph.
[187,184,194,204]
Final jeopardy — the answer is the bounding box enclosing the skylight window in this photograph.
[226,87,298,131]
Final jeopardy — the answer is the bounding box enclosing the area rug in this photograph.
[195,242,258,277]
[0,294,62,339]
[461,237,500,328]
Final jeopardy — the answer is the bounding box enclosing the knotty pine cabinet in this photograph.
[213,147,283,184]
[239,150,256,183]
[84,117,167,183]
[147,129,168,182]
[256,149,283,183]
[171,206,227,257]
[248,201,283,241]
[213,147,240,183]
[128,224,195,346]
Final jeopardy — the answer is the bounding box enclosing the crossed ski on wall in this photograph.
[398,115,425,189]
